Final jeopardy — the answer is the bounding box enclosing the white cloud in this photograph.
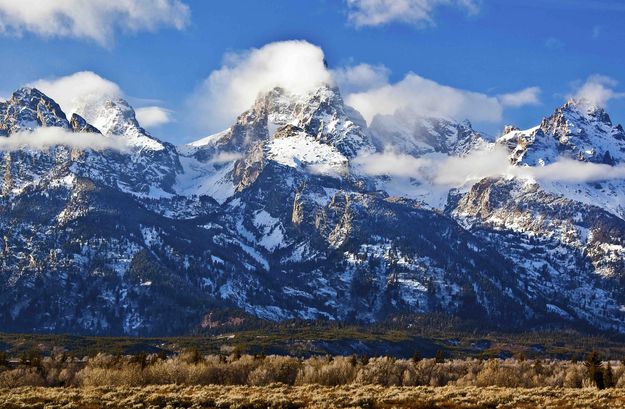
[186,41,540,135]
[498,86,541,108]
[354,146,625,186]
[431,148,511,185]
[571,75,625,108]
[30,71,122,117]
[30,71,170,129]
[0,0,189,46]
[353,147,510,185]
[346,0,479,27]
[345,73,504,124]
[527,159,625,183]
[353,150,433,177]
[0,127,128,152]
[208,151,244,165]
[331,63,390,94]
[135,106,172,128]
[188,40,332,133]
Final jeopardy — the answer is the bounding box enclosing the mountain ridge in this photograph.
[1,84,624,335]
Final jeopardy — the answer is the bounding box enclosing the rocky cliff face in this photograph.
[0,88,69,136]
[498,99,625,166]
[1,86,624,335]
[368,109,490,157]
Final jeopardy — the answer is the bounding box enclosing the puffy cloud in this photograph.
[0,127,128,152]
[353,147,510,185]
[354,145,625,187]
[135,106,172,128]
[30,71,122,117]
[331,63,390,94]
[207,151,244,165]
[353,150,433,177]
[30,71,170,129]
[0,0,189,46]
[186,41,540,135]
[188,40,332,133]
[346,0,479,27]
[345,73,504,124]
[571,75,625,107]
[526,159,625,183]
[498,86,541,108]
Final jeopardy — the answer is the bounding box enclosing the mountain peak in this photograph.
[499,100,625,165]
[0,87,70,136]
[189,85,372,158]
[70,113,101,134]
[369,111,489,157]
[561,98,612,124]
[75,97,165,151]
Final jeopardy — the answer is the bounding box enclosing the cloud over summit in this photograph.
[188,40,332,134]
[29,71,172,130]
[186,41,540,135]
[571,75,625,108]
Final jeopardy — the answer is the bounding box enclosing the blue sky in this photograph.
[0,0,624,143]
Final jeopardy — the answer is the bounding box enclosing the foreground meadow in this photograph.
[3,384,625,408]
[3,352,625,408]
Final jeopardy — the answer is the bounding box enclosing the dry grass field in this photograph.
[3,384,625,408]
[2,352,625,408]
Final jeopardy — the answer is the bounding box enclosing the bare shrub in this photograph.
[296,356,357,386]
[0,351,623,389]
[355,357,409,386]
[248,356,301,385]
[0,367,46,387]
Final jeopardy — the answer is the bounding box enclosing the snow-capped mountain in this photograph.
[1,85,624,336]
[498,99,625,166]
[369,109,490,157]
[0,88,71,135]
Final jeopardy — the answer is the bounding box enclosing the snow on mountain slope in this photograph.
[74,97,166,151]
[184,86,374,157]
[537,179,625,220]
[498,99,625,166]
[176,85,368,203]
[496,99,625,219]
[175,154,236,204]
[0,88,70,136]
[2,83,625,336]
[267,128,348,175]
[448,176,625,331]
[369,109,491,157]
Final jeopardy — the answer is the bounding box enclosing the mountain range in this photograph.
[1,84,624,336]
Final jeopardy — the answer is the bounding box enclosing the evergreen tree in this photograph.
[585,351,605,389]
[604,362,615,388]
[435,349,445,363]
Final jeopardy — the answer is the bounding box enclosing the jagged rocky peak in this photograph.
[502,125,520,135]
[368,109,490,157]
[540,98,615,138]
[0,87,70,136]
[70,113,100,134]
[498,99,625,166]
[563,98,612,123]
[188,85,373,158]
[74,97,165,151]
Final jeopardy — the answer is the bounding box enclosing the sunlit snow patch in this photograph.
[267,132,348,176]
